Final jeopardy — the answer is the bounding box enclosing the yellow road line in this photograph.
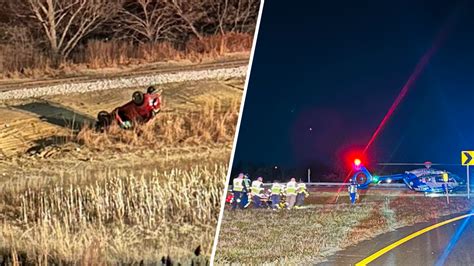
[356,213,474,266]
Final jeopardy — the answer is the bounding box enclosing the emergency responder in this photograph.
[251,177,264,208]
[442,171,450,204]
[285,178,297,209]
[242,174,251,208]
[442,171,449,192]
[295,181,309,208]
[270,180,282,210]
[348,180,358,204]
[232,173,246,209]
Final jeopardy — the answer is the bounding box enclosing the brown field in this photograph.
[214,194,474,265]
[0,78,244,264]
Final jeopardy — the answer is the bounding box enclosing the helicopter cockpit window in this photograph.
[419,176,433,182]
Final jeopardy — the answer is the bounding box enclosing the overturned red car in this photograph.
[96,86,163,130]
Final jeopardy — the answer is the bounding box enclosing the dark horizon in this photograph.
[232,0,474,180]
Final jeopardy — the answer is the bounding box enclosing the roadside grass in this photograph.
[214,196,473,265]
[0,163,226,264]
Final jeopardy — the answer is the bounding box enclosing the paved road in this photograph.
[319,212,474,265]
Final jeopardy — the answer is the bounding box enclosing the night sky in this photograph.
[233,0,474,178]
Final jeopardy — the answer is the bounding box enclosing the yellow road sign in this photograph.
[461,151,474,166]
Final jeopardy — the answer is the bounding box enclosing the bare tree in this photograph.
[215,0,229,36]
[231,0,260,33]
[206,0,259,34]
[118,0,179,43]
[24,0,122,66]
[200,0,258,53]
[168,0,207,41]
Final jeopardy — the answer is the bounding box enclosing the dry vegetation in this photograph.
[76,97,240,151]
[78,33,254,67]
[0,33,253,79]
[214,195,474,265]
[0,86,242,264]
[0,164,225,264]
[0,0,260,79]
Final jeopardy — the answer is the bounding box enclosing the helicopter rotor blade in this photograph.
[377,162,459,166]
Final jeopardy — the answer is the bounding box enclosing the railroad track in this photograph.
[0,58,249,93]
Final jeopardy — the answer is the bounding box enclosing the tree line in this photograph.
[0,0,260,69]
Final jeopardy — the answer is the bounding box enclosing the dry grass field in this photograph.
[0,78,244,264]
[214,195,473,265]
[0,165,225,264]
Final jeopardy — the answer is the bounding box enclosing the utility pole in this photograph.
[461,151,473,199]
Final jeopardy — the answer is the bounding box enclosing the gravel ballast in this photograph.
[0,66,247,100]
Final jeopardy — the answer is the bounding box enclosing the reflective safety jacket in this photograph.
[251,180,264,196]
[286,181,297,195]
[233,178,244,192]
[243,177,251,192]
[442,172,449,183]
[348,184,357,193]
[271,183,282,195]
[297,183,309,196]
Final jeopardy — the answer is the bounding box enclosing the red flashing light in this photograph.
[338,147,367,171]
[354,158,361,167]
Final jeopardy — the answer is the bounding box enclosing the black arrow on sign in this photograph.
[464,152,473,165]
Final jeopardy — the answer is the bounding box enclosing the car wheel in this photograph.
[132,91,144,105]
[96,111,111,129]
[147,86,156,94]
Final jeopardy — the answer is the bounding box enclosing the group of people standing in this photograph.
[231,173,310,210]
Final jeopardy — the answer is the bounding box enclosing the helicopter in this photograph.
[351,159,463,193]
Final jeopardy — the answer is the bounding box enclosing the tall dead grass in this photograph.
[81,33,253,68]
[77,98,240,151]
[16,167,223,227]
[0,33,253,79]
[0,164,226,264]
